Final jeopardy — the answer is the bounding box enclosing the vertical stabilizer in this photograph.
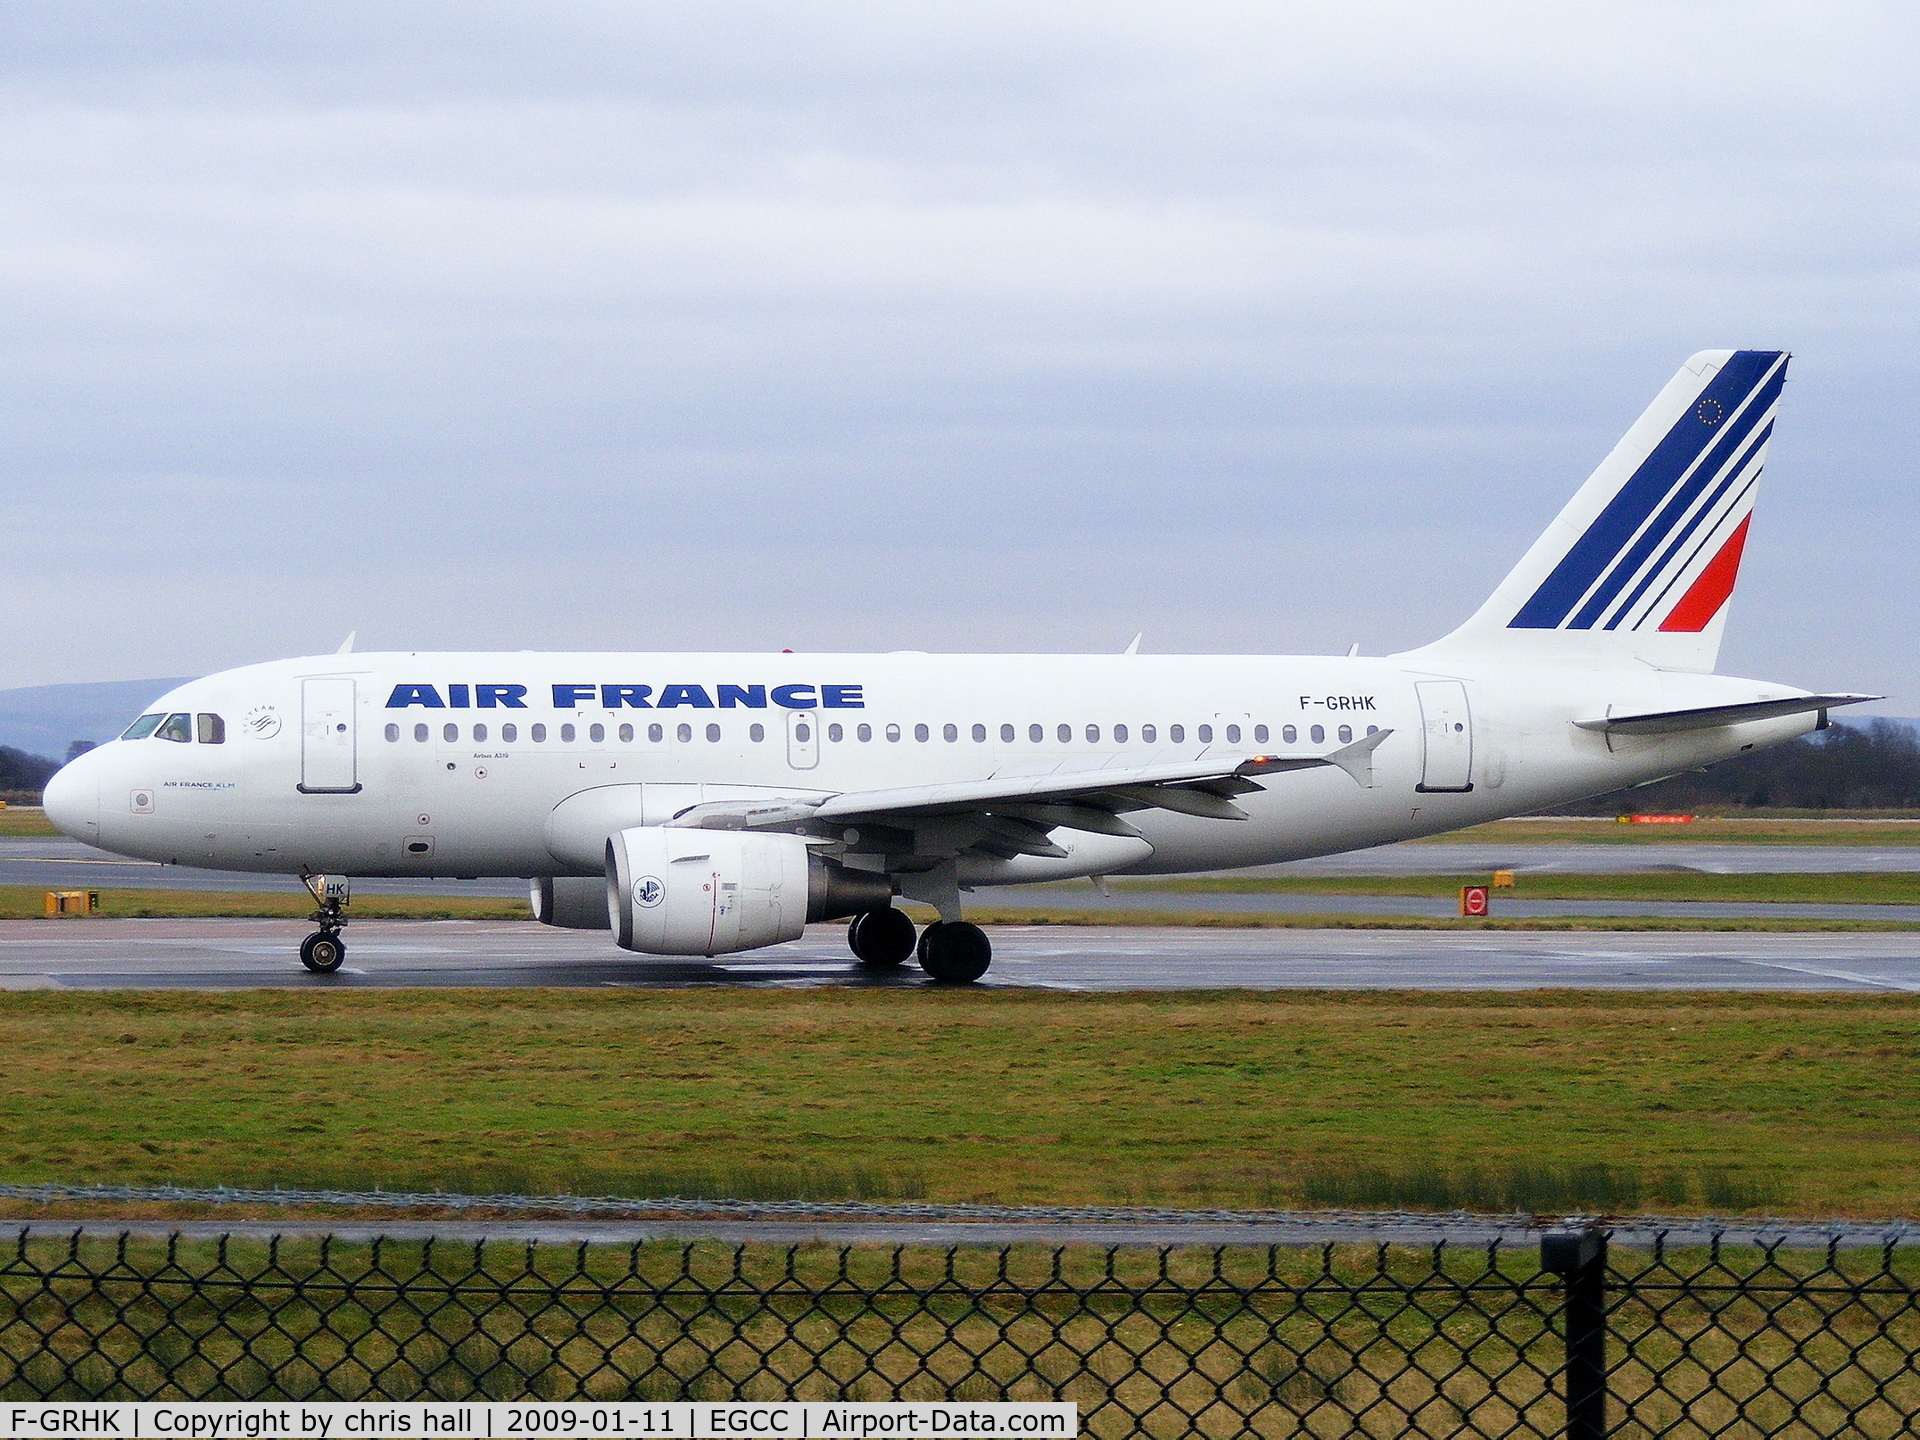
[1413,350,1787,672]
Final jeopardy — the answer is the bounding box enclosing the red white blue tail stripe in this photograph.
[1509,350,1786,634]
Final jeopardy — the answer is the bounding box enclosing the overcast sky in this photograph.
[2,3,1915,707]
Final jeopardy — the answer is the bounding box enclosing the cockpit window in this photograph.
[155,713,193,743]
[196,713,226,744]
[121,714,164,740]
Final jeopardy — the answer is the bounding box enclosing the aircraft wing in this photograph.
[1573,694,1880,737]
[663,729,1393,852]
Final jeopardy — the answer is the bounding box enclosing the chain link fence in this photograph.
[3,1226,1918,1436]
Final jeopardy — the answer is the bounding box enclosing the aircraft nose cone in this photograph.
[42,753,101,842]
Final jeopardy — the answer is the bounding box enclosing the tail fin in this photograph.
[1415,349,1788,672]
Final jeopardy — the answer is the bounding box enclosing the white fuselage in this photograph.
[45,649,1815,880]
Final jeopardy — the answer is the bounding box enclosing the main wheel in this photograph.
[300,931,346,974]
[915,921,992,984]
[848,907,917,969]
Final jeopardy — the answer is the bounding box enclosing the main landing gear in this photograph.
[845,907,992,984]
[299,874,350,974]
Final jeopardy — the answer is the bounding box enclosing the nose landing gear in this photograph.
[299,874,350,974]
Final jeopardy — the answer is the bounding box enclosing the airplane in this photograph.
[43,349,1875,982]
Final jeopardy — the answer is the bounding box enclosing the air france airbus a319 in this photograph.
[44,350,1874,981]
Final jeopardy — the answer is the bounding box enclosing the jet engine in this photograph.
[529,876,612,930]
[606,827,893,956]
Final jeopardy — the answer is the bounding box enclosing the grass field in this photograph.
[1,988,1914,1215]
[0,886,530,921]
[9,887,1920,930]
[0,808,55,837]
[1422,816,1920,845]
[1128,872,1920,903]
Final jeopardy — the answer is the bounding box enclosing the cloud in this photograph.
[0,2,1914,703]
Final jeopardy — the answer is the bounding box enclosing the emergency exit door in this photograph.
[1414,680,1473,793]
[299,677,361,793]
[786,710,820,770]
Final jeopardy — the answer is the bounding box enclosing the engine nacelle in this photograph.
[529,876,612,930]
[606,827,893,956]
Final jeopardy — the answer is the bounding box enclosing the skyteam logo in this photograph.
[1509,350,1786,635]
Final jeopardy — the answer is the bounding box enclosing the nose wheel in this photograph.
[300,874,350,974]
[300,930,346,974]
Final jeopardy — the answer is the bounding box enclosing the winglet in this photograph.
[1123,633,1142,656]
[336,631,357,655]
[1325,728,1393,788]
[1236,729,1393,789]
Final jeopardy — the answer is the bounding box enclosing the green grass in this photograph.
[0,807,56,837]
[11,887,1915,930]
[1420,816,1920,845]
[937,908,1920,932]
[1125,872,1920,903]
[0,886,530,921]
[1,988,1915,1216]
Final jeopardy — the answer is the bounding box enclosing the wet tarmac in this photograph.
[6,918,1920,991]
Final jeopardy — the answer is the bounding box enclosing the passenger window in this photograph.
[157,713,192,743]
[1142,724,1156,743]
[647,723,663,743]
[384,723,400,743]
[1114,724,1127,743]
[532,724,548,742]
[442,723,458,743]
[858,723,873,742]
[1366,725,1379,736]
[1198,724,1213,743]
[561,723,576,743]
[1086,724,1100,743]
[1054,723,1069,743]
[827,723,843,742]
[474,723,489,742]
[589,723,604,743]
[1311,724,1325,743]
[751,723,766,742]
[1254,724,1268,744]
[885,723,901,742]
[415,723,430,742]
[1338,724,1353,743]
[1000,724,1015,743]
[972,723,987,742]
[1283,724,1297,744]
[121,714,164,740]
[1169,724,1184,743]
[676,723,692,743]
[914,723,929,742]
[1225,724,1240,744]
[503,723,518,742]
[619,723,634,742]
[943,723,958,742]
[196,714,225,744]
[706,723,721,742]
[1028,724,1043,743]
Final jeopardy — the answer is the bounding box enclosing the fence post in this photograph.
[1541,1227,1608,1440]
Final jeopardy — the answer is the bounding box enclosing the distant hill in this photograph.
[0,678,195,762]
[1548,717,1920,814]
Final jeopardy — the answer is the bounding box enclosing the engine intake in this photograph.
[606,827,893,956]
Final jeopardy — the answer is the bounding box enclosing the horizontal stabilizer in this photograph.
[1574,694,1879,736]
